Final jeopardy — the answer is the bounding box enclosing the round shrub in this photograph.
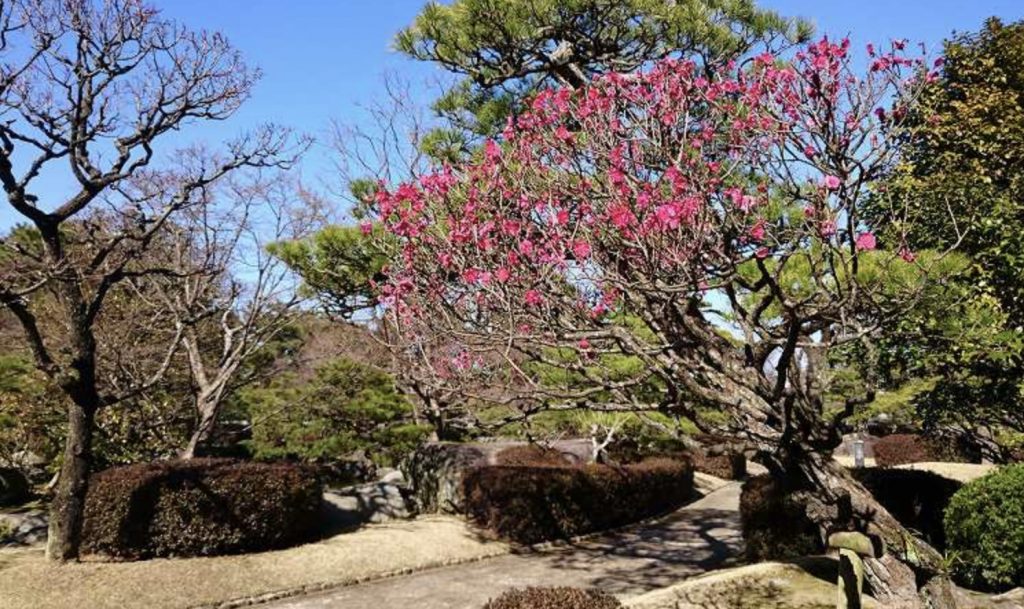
[82,458,322,559]
[740,474,823,561]
[482,587,621,609]
[945,464,1024,591]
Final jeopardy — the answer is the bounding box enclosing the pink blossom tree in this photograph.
[372,38,958,606]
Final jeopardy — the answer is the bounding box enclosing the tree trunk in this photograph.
[766,449,958,609]
[46,400,95,561]
[181,393,219,459]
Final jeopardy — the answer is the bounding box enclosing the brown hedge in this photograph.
[739,474,823,561]
[82,458,322,559]
[482,587,621,609]
[463,457,693,545]
[873,434,946,467]
[495,444,573,467]
[851,467,961,551]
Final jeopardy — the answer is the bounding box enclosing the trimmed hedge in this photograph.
[495,444,573,467]
[851,467,961,551]
[872,433,962,467]
[82,458,322,559]
[739,475,823,561]
[482,587,621,609]
[463,457,693,544]
[945,464,1024,591]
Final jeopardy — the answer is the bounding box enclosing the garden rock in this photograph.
[402,440,592,514]
[0,509,48,546]
[322,471,413,530]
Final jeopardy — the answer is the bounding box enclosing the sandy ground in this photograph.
[894,461,996,483]
[0,515,509,609]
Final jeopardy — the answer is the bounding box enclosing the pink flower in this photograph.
[484,139,501,163]
[518,239,534,256]
[655,204,681,229]
[494,267,511,283]
[803,205,816,218]
[577,338,591,351]
[855,232,877,251]
[755,247,770,259]
[359,221,374,235]
[823,175,842,190]
[524,289,544,307]
[749,219,766,242]
[555,125,574,142]
[820,220,837,238]
[899,247,916,263]
[572,241,592,259]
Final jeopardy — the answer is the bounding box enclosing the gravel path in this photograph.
[262,482,743,609]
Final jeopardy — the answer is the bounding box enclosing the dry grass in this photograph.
[0,515,509,609]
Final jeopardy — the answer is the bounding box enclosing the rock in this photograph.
[0,509,48,547]
[322,478,413,530]
[401,440,593,514]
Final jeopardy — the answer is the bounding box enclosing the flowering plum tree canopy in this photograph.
[369,37,959,605]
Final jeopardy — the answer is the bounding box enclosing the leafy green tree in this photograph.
[868,18,1024,455]
[396,0,811,158]
[242,357,430,467]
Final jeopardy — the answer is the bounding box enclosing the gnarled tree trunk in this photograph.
[762,447,958,609]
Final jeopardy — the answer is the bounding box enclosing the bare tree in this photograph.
[0,0,302,560]
[144,175,320,459]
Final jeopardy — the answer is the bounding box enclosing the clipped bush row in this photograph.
[494,444,575,467]
[82,458,323,559]
[740,468,963,561]
[482,587,621,609]
[872,433,970,467]
[945,464,1024,592]
[463,457,694,544]
[739,474,823,561]
[853,467,960,550]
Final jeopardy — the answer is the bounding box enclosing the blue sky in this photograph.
[3,0,1024,229]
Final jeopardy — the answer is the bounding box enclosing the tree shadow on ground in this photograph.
[516,505,744,596]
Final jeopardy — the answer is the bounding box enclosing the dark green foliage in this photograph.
[463,458,693,544]
[873,434,951,467]
[0,467,29,506]
[396,0,810,159]
[268,226,389,319]
[243,357,430,467]
[945,464,1024,591]
[867,19,1024,446]
[851,468,961,551]
[81,459,322,559]
[739,475,823,561]
[482,587,622,609]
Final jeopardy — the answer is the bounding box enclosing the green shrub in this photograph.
[463,457,693,544]
[740,474,823,561]
[945,464,1024,591]
[243,357,430,467]
[81,459,322,559]
[482,587,621,609]
[852,468,961,551]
